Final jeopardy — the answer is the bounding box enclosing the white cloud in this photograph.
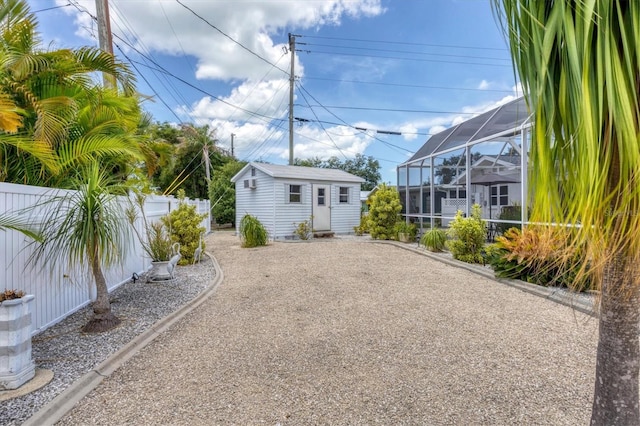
[181,78,290,124]
[55,0,385,162]
[290,125,372,160]
[57,0,384,81]
[478,79,491,90]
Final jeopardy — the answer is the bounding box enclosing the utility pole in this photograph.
[288,33,295,165]
[95,0,115,88]
[230,133,235,158]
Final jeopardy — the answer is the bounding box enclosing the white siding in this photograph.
[235,167,276,238]
[233,167,362,240]
[274,180,313,239]
[329,183,362,234]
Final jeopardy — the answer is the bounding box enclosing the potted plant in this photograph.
[144,221,174,281]
[0,290,36,390]
[0,216,41,389]
[395,221,417,243]
[126,195,174,281]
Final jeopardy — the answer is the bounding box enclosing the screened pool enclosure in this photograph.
[397,97,533,236]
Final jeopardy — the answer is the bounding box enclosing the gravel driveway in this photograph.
[58,231,598,425]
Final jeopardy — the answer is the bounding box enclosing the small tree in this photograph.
[162,190,207,265]
[30,164,130,332]
[367,184,402,240]
[209,160,246,226]
[446,204,486,264]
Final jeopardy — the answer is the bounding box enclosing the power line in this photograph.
[300,49,511,67]
[174,0,289,76]
[303,76,514,93]
[300,42,511,62]
[295,84,349,160]
[295,83,414,155]
[32,3,72,14]
[298,34,508,51]
[297,104,477,115]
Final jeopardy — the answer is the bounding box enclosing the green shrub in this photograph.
[353,213,370,236]
[239,214,268,248]
[293,217,313,240]
[486,227,592,291]
[367,184,402,240]
[162,190,207,264]
[421,228,447,252]
[446,204,486,263]
[496,203,522,235]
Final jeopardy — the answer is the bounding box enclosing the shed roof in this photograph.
[402,97,531,165]
[231,162,365,183]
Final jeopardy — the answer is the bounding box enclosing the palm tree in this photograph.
[493,1,640,423]
[0,0,140,186]
[30,163,131,332]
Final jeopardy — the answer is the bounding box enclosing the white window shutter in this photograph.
[285,184,290,204]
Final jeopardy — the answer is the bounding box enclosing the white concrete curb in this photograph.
[376,240,596,317]
[23,251,224,426]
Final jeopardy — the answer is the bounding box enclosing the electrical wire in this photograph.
[300,49,511,67]
[174,0,289,75]
[298,34,508,51]
[300,42,511,62]
[303,76,514,94]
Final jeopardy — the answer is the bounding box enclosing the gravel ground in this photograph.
[0,256,215,426]
[56,231,599,425]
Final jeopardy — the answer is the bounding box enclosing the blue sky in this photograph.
[29,0,519,183]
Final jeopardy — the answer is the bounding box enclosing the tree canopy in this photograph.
[294,154,381,191]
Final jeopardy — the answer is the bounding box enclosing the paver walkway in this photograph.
[58,231,598,425]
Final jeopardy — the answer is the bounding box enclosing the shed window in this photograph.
[251,167,256,177]
[339,187,349,203]
[289,184,302,203]
[317,188,325,205]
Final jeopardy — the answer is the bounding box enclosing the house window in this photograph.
[251,167,256,177]
[289,184,302,203]
[243,179,249,188]
[339,187,349,203]
[491,185,509,206]
[317,188,325,205]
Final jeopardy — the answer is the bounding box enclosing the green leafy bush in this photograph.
[367,184,402,240]
[421,228,447,252]
[162,190,207,264]
[353,213,370,236]
[293,217,313,240]
[496,203,522,235]
[486,227,592,291]
[446,204,486,263]
[239,214,268,247]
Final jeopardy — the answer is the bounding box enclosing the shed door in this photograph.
[313,185,331,231]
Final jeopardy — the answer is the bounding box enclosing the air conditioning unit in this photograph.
[249,179,257,189]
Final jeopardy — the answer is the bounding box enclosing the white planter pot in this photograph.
[150,260,171,281]
[0,294,36,390]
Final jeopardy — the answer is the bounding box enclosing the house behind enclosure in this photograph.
[397,97,532,230]
[231,162,364,240]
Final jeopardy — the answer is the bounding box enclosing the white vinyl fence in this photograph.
[0,182,210,335]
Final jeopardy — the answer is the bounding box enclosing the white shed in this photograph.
[231,162,365,240]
